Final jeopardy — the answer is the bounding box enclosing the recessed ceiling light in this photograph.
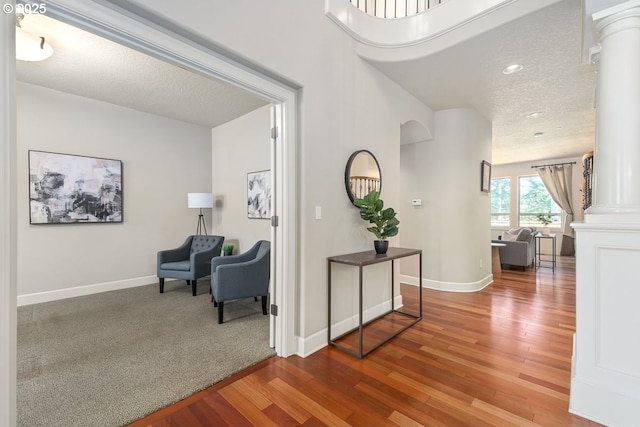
[534,132,544,138]
[526,112,542,118]
[502,64,523,75]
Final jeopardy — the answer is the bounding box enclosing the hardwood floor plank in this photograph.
[129,256,604,427]
[218,385,279,427]
[268,377,353,427]
[388,410,424,427]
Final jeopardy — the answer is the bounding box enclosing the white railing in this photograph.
[349,0,446,18]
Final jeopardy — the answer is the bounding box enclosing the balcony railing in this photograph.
[349,0,446,19]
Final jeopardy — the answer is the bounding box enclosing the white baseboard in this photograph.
[400,273,493,292]
[296,294,403,358]
[17,275,159,306]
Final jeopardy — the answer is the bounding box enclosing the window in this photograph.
[518,175,561,227]
[490,178,510,227]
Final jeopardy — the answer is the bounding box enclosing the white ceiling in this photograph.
[368,0,597,165]
[16,13,269,129]
[16,1,596,165]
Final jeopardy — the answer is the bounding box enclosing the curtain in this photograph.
[536,164,575,256]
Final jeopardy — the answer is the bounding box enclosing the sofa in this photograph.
[492,227,536,270]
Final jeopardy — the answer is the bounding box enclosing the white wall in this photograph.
[211,105,271,252]
[491,156,585,254]
[126,0,435,345]
[400,108,493,291]
[17,82,212,303]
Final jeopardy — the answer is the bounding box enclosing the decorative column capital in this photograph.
[593,3,640,41]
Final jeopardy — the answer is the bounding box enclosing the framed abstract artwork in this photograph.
[247,170,271,219]
[28,150,123,224]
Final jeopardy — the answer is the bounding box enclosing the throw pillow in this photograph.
[516,228,532,242]
[502,230,518,241]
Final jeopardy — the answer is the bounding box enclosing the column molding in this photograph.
[586,3,640,220]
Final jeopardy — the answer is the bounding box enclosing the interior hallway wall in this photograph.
[400,108,493,291]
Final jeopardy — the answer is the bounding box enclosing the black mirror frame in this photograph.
[344,149,382,206]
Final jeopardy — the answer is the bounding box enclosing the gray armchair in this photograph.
[492,227,536,270]
[210,240,270,324]
[157,235,224,296]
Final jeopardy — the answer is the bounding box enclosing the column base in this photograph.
[570,221,640,426]
[583,206,640,224]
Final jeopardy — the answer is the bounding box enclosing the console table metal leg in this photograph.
[327,260,332,345]
[391,260,395,311]
[358,265,363,358]
[419,252,423,318]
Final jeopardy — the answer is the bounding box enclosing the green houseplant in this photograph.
[537,213,552,235]
[222,243,234,256]
[353,190,399,254]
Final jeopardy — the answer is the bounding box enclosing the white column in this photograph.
[570,3,640,426]
[588,3,640,220]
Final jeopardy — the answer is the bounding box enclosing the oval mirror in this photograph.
[345,150,382,205]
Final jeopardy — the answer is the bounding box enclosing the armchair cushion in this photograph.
[160,260,191,271]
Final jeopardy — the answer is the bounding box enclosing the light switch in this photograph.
[411,199,422,206]
[315,206,322,220]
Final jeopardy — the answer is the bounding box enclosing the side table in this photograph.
[327,247,422,358]
[491,242,506,274]
[534,233,556,271]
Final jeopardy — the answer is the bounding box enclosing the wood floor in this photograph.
[129,257,603,427]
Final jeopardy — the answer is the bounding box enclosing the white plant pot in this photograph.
[541,226,550,235]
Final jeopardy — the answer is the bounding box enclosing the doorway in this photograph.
[1,2,298,424]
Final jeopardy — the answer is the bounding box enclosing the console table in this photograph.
[327,247,422,358]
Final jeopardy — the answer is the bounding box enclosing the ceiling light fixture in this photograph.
[534,132,544,138]
[502,64,523,75]
[526,111,542,118]
[15,14,54,62]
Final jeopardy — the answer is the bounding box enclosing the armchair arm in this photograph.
[157,236,193,264]
[213,257,270,302]
[495,240,529,266]
[210,250,257,273]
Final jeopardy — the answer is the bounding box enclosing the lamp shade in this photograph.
[187,193,213,209]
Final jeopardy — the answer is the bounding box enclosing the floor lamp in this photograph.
[187,193,213,235]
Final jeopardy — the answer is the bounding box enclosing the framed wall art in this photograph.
[247,170,271,219]
[481,160,491,193]
[29,150,123,224]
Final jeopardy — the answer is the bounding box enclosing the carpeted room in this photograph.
[17,282,274,426]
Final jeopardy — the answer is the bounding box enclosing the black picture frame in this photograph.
[28,150,123,224]
[481,160,491,193]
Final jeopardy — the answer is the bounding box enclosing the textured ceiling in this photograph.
[16,14,269,129]
[366,0,597,165]
[16,2,596,165]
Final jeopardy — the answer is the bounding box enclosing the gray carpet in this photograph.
[17,281,275,427]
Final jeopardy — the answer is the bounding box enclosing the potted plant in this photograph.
[537,213,552,235]
[353,190,399,254]
[222,243,234,256]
